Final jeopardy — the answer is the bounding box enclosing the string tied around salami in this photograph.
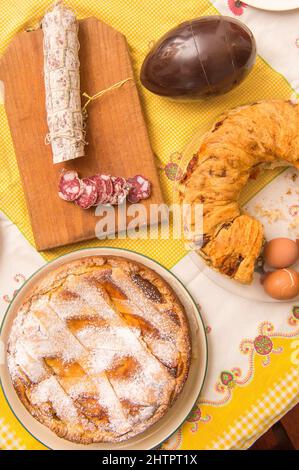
[45,78,133,144]
[82,78,133,115]
[45,130,88,146]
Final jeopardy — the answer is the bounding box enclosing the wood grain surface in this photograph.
[0,17,163,250]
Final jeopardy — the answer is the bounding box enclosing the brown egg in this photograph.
[264,238,299,269]
[263,269,299,300]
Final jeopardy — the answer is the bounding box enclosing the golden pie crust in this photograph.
[181,100,299,284]
[7,256,191,444]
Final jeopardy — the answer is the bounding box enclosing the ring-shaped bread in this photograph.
[181,100,299,284]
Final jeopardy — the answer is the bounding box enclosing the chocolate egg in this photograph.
[264,238,299,269]
[140,16,256,99]
[263,269,299,300]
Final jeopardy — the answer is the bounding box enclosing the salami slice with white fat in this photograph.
[89,175,108,205]
[126,190,141,204]
[58,170,83,201]
[127,175,151,203]
[75,178,98,209]
[100,175,114,203]
[110,176,129,205]
[42,3,85,164]
[112,176,127,193]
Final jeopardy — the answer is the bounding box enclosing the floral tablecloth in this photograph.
[0,0,298,450]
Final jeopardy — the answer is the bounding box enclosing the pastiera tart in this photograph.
[181,100,299,284]
[7,256,191,444]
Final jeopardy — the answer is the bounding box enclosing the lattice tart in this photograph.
[7,256,191,444]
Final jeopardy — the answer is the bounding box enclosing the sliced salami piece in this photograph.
[108,176,128,205]
[113,176,127,194]
[117,178,130,204]
[126,191,141,204]
[127,175,151,203]
[136,175,151,198]
[89,175,108,205]
[100,174,114,203]
[58,170,83,202]
[116,188,129,205]
[75,178,98,209]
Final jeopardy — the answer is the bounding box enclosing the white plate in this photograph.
[0,247,207,450]
[186,167,299,303]
[245,0,299,11]
[188,250,299,303]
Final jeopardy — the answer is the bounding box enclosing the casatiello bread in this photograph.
[181,100,299,284]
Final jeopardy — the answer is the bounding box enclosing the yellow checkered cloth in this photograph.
[211,367,299,450]
[0,0,298,450]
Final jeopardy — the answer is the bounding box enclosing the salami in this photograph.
[58,170,151,209]
[100,175,114,203]
[58,170,83,201]
[127,175,151,203]
[89,175,108,205]
[75,178,98,209]
[42,3,85,164]
[110,176,130,205]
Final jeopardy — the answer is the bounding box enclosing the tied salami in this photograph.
[58,171,151,209]
[42,3,85,164]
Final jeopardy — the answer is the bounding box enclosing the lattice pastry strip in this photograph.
[51,271,179,374]
[49,278,175,406]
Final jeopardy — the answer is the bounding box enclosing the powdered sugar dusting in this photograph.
[30,376,79,423]
[28,302,85,363]
[7,259,188,441]
[93,375,131,433]
[110,268,178,342]
[13,342,47,383]
[150,339,178,368]
[66,277,117,321]
[114,298,178,367]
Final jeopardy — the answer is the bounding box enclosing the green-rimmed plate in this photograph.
[0,247,208,450]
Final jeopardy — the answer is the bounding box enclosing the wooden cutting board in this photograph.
[0,17,164,251]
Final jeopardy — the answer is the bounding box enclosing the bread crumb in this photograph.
[289,216,299,237]
[253,204,285,224]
